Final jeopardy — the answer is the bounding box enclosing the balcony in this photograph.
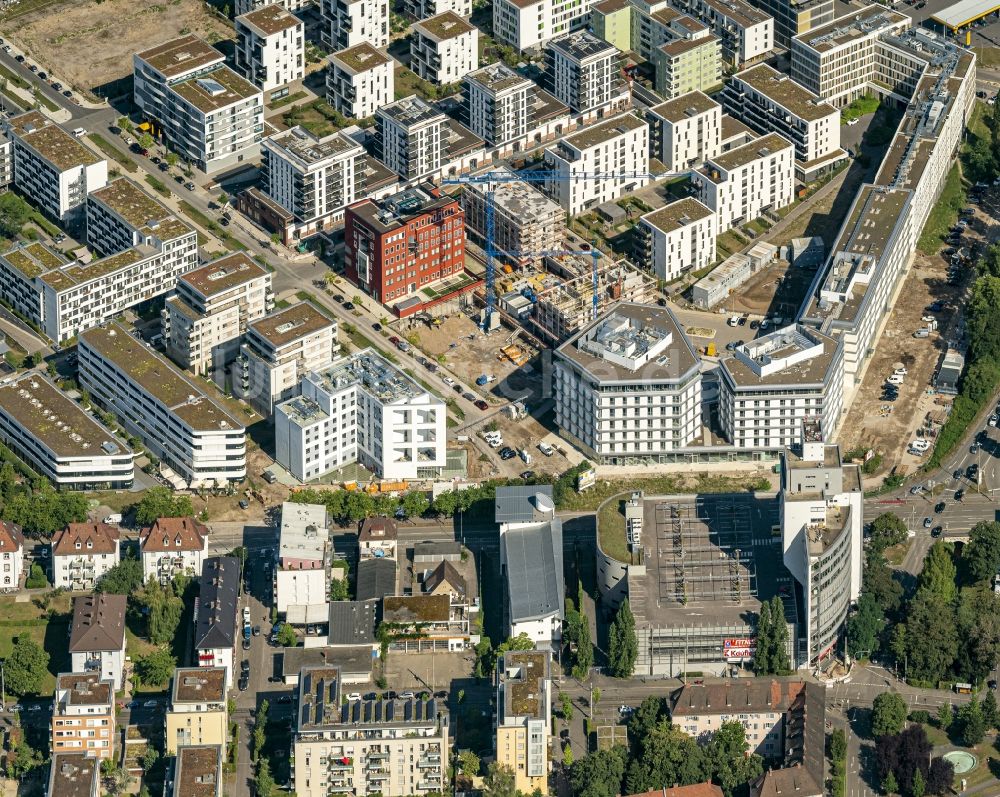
[329,759,353,771]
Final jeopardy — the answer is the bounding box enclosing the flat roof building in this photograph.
[166,668,228,754]
[51,673,116,760]
[235,4,304,94]
[543,30,622,114]
[646,90,722,172]
[327,43,394,120]
[48,754,100,797]
[636,197,716,282]
[170,745,223,797]
[411,12,479,85]
[496,650,552,794]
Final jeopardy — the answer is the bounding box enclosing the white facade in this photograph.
[672,0,774,66]
[277,502,330,616]
[543,114,649,215]
[375,96,448,180]
[275,348,447,482]
[140,518,210,585]
[0,521,23,591]
[66,593,127,691]
[235,4,305,93]
[647,90,721,172]
[460,63,535,147]
[327,44,394,119]
[52,526,121,591]
[493,0,597,50]
[69,648,125,693]
[543,30,620,114]
[321,0,389,50]
[638,197,716,282]
[410,13,479,85]
[236,0,311,14]
[405,0,471,19]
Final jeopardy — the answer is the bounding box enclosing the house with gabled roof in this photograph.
[51,523,120,590]
[141,517,209,585]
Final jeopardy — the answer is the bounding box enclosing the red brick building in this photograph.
[344,184,472,316]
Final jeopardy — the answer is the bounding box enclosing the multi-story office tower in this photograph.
[275,348,448,481]
[672,0,773,66]
[133,34,264,173]
[67,593,127,689]
[327,43,394,119]
[646,90,722,171]
[163,253,273,377]
[321,0,389,50]
[140,517,210,586]
[543,31,621,114]
[636,198,716,281]
[48,754,100,797]
[496,651,552,795]
[410,13,479,85]
[462,168,562,266]
[78,323,247,487]
[751,0,834,48]
[461,63,535,146]
[554,304,703,463]
[691,132,794,232]
[235,302,339,415]
[165,668,228,754]
[493,0,598,50]
[6,111,107,224]
[52,527,121,592]
[194,557,240,689]
[170,746,224,797]
[345,184,466,305]
[780,438,862,666]
[718,325,843,449]
[235,4,305,94]
[405,0,471,19]
[723,63,843,182]
[0,520,24,592]
[374,96,447,180]
[0,374,133,490]
[292,667,449,797]
[51,673,115,760]
[543,115,649,215]
[276,502,330,615]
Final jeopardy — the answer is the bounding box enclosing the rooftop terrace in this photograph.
[136,34,224,78]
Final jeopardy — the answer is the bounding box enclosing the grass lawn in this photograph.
[884,539,911,566]
[597,495,629,563]
[446,398,465,421]
[973,46,1000,68]
[29,210,59,237]
[89,133,138,173]
[841,93,881,123]
[281,98,347,138]
[957,740,1000,789]
[0,592,73,696]
[269,90,307,110]
[144,175,171,198]
[916,163,965,255]
[559,472,770,513]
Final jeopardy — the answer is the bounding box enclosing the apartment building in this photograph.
[344,184,467,308]
[554,304,703,462]
[382,595,472,651]
[654,28,721,99]
[591,0,633,51]
[723,63,843,181]
[374,96,447,179]
[163,253,273,377]
[236,0,311,13]
[462,168,562,266]
[543,30,621,114]
[0,133,12,189]
[51,524,121,591]
[140,517,210,585]
[48,754,99,797]
[275,348,447,481]
[170,745,224,797]
[691,132,794,232]
[165,668,228,754]
[292,667,448,797]
[321,0,389,50]
[543,114,649,216]
[461,63,536,147]
[195,557,240,689]
[234,302,338,415]
[51,673,115,761]
[133,35,264,173]
[496,650,552,794]
[636,198,716,282]
[646,90,721,171]
[411,13,479,85]
[672,0,773,66]
[0,520,23,591]
[78,324,247,487]
[327,43,394,119]
[754,0,833,47]
[0,373,134,490]
[68,593,127,690]
[718,325,843,449]
[405,0,471,19]
[6,111,108,225]
[781,439,863,665]
[235,4,305,94]
[493,0,597,51]
[276,502,330,616]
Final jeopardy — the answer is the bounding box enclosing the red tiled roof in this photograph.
[626,784,725,797]
[140,517,208,553]
[0,520,24,553]
[359,517,398,542]
[52,523,120,556]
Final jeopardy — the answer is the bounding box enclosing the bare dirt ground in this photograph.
[729,259,818,319]
[1,0,234,93]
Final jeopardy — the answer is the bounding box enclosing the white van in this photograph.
[72,127,86,138]
[913,329,930,338]
[103,514,122,524]
[537,442,554,456]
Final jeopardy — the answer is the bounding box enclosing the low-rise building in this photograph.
[423,560,466,599]
[493,0,598,51]
[52,524,120,591]
[496,650,552,794]
[194,557,240,689]
[359,517,398,560]
[68,593,127,690]
[235,4,304,94]
[327,43,394,119]
[140,517,210,585]
[48,754,100,797]
[79,323,247,487]
[277,502,330,617]
[51,673,115,760]
[165,668,228,754]
[357,558,398,602]
[0,520,24,590]
[411,13,479,85]
[543,30,622,114]
[646,90,721,172]
[0,373,134,490]
[170,745,224,797]
[321,0,389,50]
[636,197,716,282]
[381,594,471,651]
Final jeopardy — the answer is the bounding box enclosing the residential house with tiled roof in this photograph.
[68,593,127,690]
[141,517,210,585]
[0,519,24,590]
[51,523,120,590]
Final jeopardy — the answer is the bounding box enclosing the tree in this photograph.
[705,721,764,797]
[870,513,909,551]
[847,592,885,659]
[864,547,904,614]
[917,542,958,605]
[134,649,176,686]
[926,758,955,795]
[165,151,179,167]
[958,698,986,746]
[252,699,269,761]
[482,762,517,797]
[911,770,925,797]
[401,490,430,519]
[0,192,31,239]
[255,757,275,797]
[141,747,159,770]
[623,720,707,794]
[936,703,952,731]
[330,576,349,601]
[134,487,194,525]
[95,557,143,595]
[134,578,184,645]
[24,562,47,588]
[872,693,908,738]
[608,599,638,678]
[564,604,593,680]
[753,599,772,674]
[569,747,627,797]
[5,636,49,695]
[983,689,999,729]
[2,485,88,536]
[882,771,899,796]
[563,743,573,767]
[493,633,535,676]
[964,521,1000,585]
[875,725,932,797]
[138,132,155,151]
[560,692,574,721]
[897,592,957,684]
[277,624,298,648]
[829,728,847,761]
[8,738,41,778]
[455,749,479,779]
[116,116,132,133]
[955,587,1000,685]
[768,596,790,673]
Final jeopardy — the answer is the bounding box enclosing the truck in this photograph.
[476,374,495,386]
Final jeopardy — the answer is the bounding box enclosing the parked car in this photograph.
[923,517,932,528]
[935,501,946,513]
[500,447,516,460]
[343,302,355,310]
[334,294,345,303]
[955,489,965,501]
[185,181,195,191]
[931,526,942,538]
[474,399,488,411]
[372,322,382,332]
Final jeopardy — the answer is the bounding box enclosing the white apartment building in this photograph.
[723,63,843,182]
[543,30,621,114]
[67,593,127,690]
[781,440,862,665]
[636,197,716,282]
[410,13,479,85]
[78,323,247,487]
[195,557,240,690]
[493,0,597,51]
[235,302,338,415]
[235,4,305,94]
[276,502,330,617]
[0,373,134,490]
[163,253,273,377]
[236,0,311,14]
[51,673,115,761]
[275,348,447,481]
[6,111,108,225]
[327,43,394,119]
[51,524,120,591]
[672,0,773,66]
[718,325,844,449]
[554,304,703,463]
[140,517,210,585]
[646,90,721,171]
[375,96,447,180]
[405,0,470,19]
[292,667,449,797]
[321,0,389,50]
[460,63,534,147]
[543,114,649,216]
[134,35,264,174]
[691,132,794,232]
[0,133,12,189]
[0,520,24,591]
